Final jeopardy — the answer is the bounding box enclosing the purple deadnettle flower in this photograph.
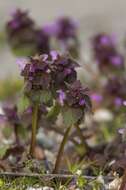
[51,17,78,40]
[92,33,115,53]
[6,9,36,53]
[57,90,66,106]
[49,52,79,88]
[16,58,28,72]
[2,105,20,125]
[100,35,112,46]
[114,97,122,107]
[105,76,126,108]
[0,114,7,124]
[79,99,85,106]
[92,33,124,72]
[91,93,103,103]
[43,22,59,36]
[110,54,124,66]
[54,17,79,58]
[20,52,79,95]
[64,80,92,110]
[105,76,126,98]
[6,9,35,35]
[50,50,59,60]
[42,17,78,40]
[21,55,52,93]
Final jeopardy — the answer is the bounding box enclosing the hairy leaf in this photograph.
[62,107,83,126]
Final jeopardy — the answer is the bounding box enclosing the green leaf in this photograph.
[2,126,13,139]
[0,178,5,187]
[77,176,87,188]
[17,96,30,113]
[62,107,83,126]
[47,103,60,120]
[29,92,40,104]
[0,79,22,101]
[0,145,9,159]
[12,45,35,56]
[18,125,27,139]
[40,90,52,104]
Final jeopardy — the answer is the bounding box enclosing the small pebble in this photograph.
[43,187,54,190]
[27,187,54,190]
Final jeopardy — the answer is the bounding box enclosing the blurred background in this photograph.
[0,0,126,78]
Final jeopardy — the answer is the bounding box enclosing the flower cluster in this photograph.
[19,51,91,113]
[105,76,126,107]
[6,9,36,47]
[43,17,79,58]
[54,17,78,41]
[54,17,79,58]
[92,33,124,73]
[44,17,78,40]
[19,51,78,93]
[6,9,50,55]
[6,9,80,58]
[49,51,78,88]
[2,105,20,125]
[21,55,51,93]
[57,80,91,111]
[7,9,35,35]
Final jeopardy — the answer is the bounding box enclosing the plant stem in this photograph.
[14,124,20,145]
[29,104,39,157]
[50,125,79,146]
[53,125,73,174]
[76,124,89,151]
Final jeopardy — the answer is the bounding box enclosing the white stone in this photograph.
[93,109,113,122]
[76,169,82,176]
[43,187,54,190]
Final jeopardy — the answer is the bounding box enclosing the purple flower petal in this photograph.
[42,54,48,61]
[50,51,58,60]
[110,55,123,66]
[10,20,20,29]
[57,90,66,106]
[91,93,103,103]
[100,36,111,46]
[43,22,59,36]
[16,58,27,72]
[79,99,85,106]
[114,97,122,106]
[0,114,7,124]
[64,68,72,75]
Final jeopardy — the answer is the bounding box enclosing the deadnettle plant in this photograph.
[6,9,50,56]
[0,105,21,144]
[105,76,126,108]
[44,17,80,58]
[92,33,124,74]
[54,17,78,40]
[19,54,52,156]
[49,51,78,89]
[18,51,92,171]
[53,80,92,173]
[6,9,37,55]
[56,80,91,118]
[56,17,80,58]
